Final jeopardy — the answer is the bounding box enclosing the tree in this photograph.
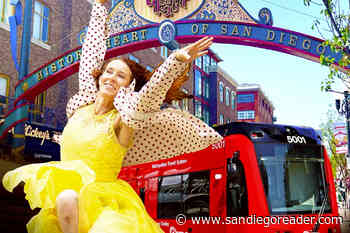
[320,106,348,202]
[304,0,350,91]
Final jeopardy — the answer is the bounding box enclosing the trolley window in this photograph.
[158,170,210,219]
[255,143,330,215]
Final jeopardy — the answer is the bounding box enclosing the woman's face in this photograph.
[98,59,132,97]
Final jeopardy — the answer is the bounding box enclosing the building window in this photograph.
[237,94,254,103]
[160,46,168,58]
[129,54,139,63]
[204,78,209,99]
[33,1,49,43]
[0,0,8,24]
[195,100,202,119]
[146,65,153,72]
[35,92,46,113]
[29,92,46,122]
[195,57,201,68]
[231,91,236,110]
[172,100,180,108]
[219,114,224,124]
[237,111,255,120]
[206,110,210,124]
[203,105,210,125]
[195,70,202,97]
[225,87,230,106]
[0,74,8,116]
[0,74,9,96]
[219,82,224,103]
[203,55,210,73]
[211,58,217,67]
[182,89,189,111]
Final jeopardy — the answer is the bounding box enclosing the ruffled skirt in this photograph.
[2,161,163,233]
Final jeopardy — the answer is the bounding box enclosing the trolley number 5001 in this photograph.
[287,136,307,144]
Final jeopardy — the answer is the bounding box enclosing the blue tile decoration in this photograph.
[258,8,273,26]
[191,0,256,23]
[108,0,261,34]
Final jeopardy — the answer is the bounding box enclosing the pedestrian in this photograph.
[2,0,222,232]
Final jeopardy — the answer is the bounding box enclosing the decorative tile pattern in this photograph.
[192,0,256,23]
[108,0,257,34]
[108,0,148,34]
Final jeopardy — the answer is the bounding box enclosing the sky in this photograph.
[210,0,348,129]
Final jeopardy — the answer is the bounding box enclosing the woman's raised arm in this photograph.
[66,0,110,118]
[136,37,213,112]
[114,37,213,129]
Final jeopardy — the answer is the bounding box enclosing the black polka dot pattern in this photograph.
[66,2,109,118]
[121,108,223,166]
[66,2,223,166]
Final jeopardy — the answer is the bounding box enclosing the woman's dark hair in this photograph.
[91,57,193,103]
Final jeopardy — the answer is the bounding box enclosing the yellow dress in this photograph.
[2,104,163,233]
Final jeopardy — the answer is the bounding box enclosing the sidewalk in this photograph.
[339,208,350,233]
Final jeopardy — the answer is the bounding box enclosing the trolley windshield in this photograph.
[254,143,330,215]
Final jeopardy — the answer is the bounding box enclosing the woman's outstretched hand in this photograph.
[175,36,214,63]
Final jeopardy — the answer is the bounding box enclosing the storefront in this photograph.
[23,122,61,161]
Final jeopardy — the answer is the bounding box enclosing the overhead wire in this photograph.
[258,0,327,23]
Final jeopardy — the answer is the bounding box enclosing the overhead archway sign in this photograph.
[1,0,348,139]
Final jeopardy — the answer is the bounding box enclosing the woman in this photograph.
[2,0,222,233]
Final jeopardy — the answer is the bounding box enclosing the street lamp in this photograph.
[327,89,350,159]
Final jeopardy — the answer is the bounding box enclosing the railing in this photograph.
[0,96,65,130]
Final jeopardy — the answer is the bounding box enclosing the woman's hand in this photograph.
[175,36,214,63]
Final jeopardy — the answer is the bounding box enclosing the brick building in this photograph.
[163,49,238,127]
[216,66,238,125]
[0,0,244,160]
[0,0,272,231]
[131,46,238,127]
[236,83,275,123]
[0,0,96,129]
